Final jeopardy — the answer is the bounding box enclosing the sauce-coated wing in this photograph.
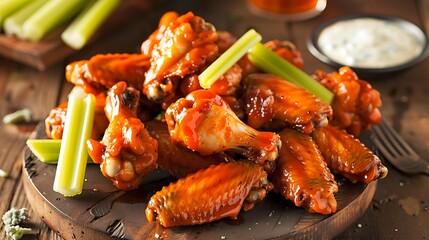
[270,128,338,214]
[66,54,150,95]
[143,11,219,102]
[242,74,332,134]
[87,82,158,190]
[165,89,281,165]
[145,160,273,227]
[311,124,388,184]
[145,120,229,178]
[312,66,382,136]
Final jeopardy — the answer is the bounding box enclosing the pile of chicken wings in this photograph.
[44,11,387,227]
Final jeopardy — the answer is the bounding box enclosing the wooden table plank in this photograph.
[0,61,64,239]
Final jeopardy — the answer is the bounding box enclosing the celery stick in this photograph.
[53,87,95,197]
[248,42,334,104]
[26,139,62,163]
[61,0,120,49]
[198,29,262,88]
[0,168,8,178]
[2,108,31,124]
[0,0,31,28]
[3,0,48,37]
[21,0,86,42]
[26,139,93,164]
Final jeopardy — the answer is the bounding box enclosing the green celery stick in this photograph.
[198,29,262,88]
[3,0,48,37]
[53,87,95,197]
[248,42,334,104]
[61,0,120,49]
[0,168,8,178]
[21,0,86,42]
[0,0,31,28]
[2,108,31,124]
[26,139,93,164]
[26,139,62,163]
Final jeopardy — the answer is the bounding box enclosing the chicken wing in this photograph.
[270,128,338,214]
[242,73,332,134]
[145,120,230,178]
[312,66,382,136]
[145,160,273,227]
[143,11,220,102]
[311,124,388,184]
[87,82,158,190]
[66,53,150,95]
[165,89,281,165]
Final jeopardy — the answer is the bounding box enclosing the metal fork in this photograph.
[371,120,429,175]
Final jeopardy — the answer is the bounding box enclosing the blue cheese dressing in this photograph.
[317,18,425,68]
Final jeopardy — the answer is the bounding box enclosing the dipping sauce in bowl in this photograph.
[308,15,429,73]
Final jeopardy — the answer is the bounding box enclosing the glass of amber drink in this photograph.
[248,0,327,21]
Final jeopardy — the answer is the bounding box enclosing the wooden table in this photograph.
[1,0,428,239]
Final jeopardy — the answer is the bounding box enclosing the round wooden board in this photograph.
[22,124,377,240]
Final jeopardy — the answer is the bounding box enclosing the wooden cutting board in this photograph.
[21,124,377,240]
[0,0,159,71]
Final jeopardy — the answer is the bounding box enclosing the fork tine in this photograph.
[376,121,408,157]
[371,131,396,161]
[379,120,419,158]
[372,125,398,159]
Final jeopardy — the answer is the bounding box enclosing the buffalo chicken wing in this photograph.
[312,66,382,136]
[270,128,338,214]
[87,82,158,190]
[66,54,150,95]
[143,11,220,103]
[311,124,388,184]
[242,74,332,134]
[146,160,273,227]
[165,89,281,165]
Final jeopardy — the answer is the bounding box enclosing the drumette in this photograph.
[87,82,158,190]
[143,11,220,103]
[165,89,281,166]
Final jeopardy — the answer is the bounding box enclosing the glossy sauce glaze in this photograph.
[317,18,425,68]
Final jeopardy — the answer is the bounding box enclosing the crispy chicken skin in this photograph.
[66,54,150,95]
[45,102,67,140]
[270,128,338,214]
[145,120,230,178]
[242,73,332,134]
[312,66,382,136]
[87,82,158,190]
[145,160,273,227]
[311,124,388,184]
[45,92,109,140]
[165,89,281,165]
[143,11,220,103]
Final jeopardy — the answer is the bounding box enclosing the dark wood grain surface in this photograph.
[1,0,429,239]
